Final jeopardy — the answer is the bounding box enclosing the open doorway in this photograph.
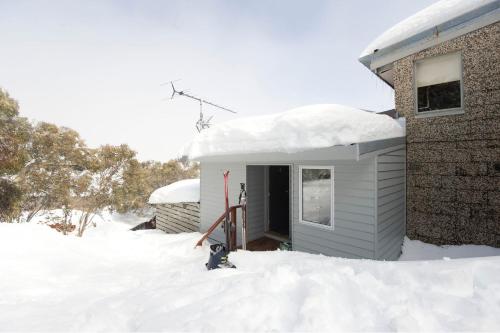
[267,165,290,239]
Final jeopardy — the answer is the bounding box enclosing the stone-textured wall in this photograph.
[393,22,500,247]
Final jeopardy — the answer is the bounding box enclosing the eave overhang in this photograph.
[359,2,500,88]
[191,136,406,163]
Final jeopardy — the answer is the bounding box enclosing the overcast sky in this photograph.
[1,0,436,161]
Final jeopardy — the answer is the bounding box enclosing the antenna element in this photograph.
[167,81,236,132]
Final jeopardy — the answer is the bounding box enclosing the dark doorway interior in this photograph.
[268,166,290,237]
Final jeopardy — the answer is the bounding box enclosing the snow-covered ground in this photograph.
[19,209,152,230]
[1,214,499,332]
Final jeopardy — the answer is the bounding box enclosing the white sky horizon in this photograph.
[1,0,436,161]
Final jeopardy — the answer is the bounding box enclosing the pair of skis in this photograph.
[206,171,247,270]
[224,172,248,251]
[206,171,235,270]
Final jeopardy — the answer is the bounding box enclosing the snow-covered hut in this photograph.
[182,104,407,260]
[148,179,200,234]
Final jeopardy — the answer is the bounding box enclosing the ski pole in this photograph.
[239,183,247,250]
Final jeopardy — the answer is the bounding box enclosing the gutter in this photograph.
[359,2,500,80]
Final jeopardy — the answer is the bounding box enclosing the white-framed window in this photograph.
[414,52,463,116]
[298,166,334,230]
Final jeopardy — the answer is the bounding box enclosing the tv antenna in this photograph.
[165,81,236,132]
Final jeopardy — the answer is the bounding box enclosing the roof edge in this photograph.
[191,136,406,163]
[359,2,500,72]
[358,136,406,159]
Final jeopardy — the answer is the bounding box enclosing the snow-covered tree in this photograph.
[0,88,31,221]
[73,144,136,236]
[17,122,87,224]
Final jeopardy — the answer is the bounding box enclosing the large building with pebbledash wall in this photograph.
[360,0,499,247]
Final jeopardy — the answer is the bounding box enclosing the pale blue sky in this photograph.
[0,0,436,160]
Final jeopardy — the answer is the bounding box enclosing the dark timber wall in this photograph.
[154,203,200,234]
[393,22,500,247]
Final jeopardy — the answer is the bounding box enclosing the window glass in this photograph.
[301,168,332,227]
[416,52,462,113]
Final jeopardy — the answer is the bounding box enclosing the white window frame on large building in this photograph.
[414,51,464,118]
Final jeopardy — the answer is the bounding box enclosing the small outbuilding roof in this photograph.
[181,104,405,160]
[359,0,499,85]
[148,179,200,204]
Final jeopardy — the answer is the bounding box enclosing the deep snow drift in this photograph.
[181,104,404,159]
[400,237,500,261]
[360,0,496,57]
[148,178,200,204]
[1,215,500,332]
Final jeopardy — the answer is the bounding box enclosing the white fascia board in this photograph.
[193,145,358,163]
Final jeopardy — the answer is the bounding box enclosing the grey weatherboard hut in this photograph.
[196,136,406,260]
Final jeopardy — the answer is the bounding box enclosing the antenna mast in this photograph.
[166,81,236,132]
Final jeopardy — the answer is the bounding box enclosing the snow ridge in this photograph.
[148,178,200,204]
[182,104,404,159]
[360,0,496,58]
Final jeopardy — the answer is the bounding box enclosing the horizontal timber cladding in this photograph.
[200,151,406,259]
[376,148,406,260]
[200,163,247,245]
[292,159,377,259]
[155,203,200,234]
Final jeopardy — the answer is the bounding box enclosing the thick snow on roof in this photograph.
[360,0,496,58]
[182,104,404,159]
[148,179,200,204]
